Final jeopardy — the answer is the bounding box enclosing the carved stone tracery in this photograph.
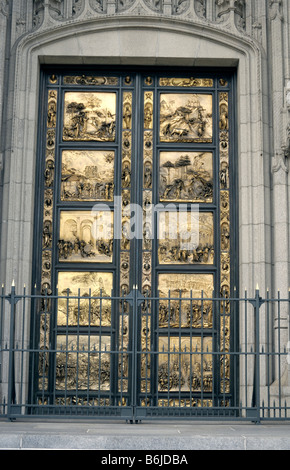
[215,0,246,30]
[0,0,9,17]
[30,0,249,32]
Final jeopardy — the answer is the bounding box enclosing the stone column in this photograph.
[0,1,9,150]
[0,0,10,287]
[269,0,290,380]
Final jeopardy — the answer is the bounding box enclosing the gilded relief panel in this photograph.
[63,92,116,141]
[63,76,118,86]
[158,211,214,265]
[159,78,213,87]
[117,88,133,394]
[61,150,115,201]
[158,273,213,328]
[219,90,231,394]
[55,335,111,391]
[158,337,213,393]
[57,271,113,327]
[159,94,213,143]
[159,151,213,202]
[140,87,154,389]
[58,210,114,263]
[38,88,59,391]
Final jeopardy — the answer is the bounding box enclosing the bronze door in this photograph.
[33,69,236,416]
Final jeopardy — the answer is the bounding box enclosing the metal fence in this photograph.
[0,284,290,423]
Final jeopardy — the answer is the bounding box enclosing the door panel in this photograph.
[33,69,235,414]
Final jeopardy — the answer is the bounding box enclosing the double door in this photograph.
[34,68,236,416]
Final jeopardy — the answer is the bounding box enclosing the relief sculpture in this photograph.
[160,94,212,142]
[63,92,116,141]
[61,150,115,201]
[158,337,212,392]
[219,89,231,393]
[159,151,213,202]
[158,273,214,329]
[158,212,214,265]
[58,210,114,263]
[55,335,111,391]
[57,272,113,327]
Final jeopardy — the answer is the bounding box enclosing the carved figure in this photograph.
[162,178,184,199]
[122,164,131,188]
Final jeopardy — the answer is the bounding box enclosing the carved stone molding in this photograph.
[30,0,251,30]
[283,123,290,158]
[215,0,246,31]
[286,81,290,110]
[89,0,108,14]
[194,0,206,19]
[143,0,163,13]
[272,149,289,174]
[33,0,64,28]
[72,0,85,18]
[0,0,8,17]
[172,0,190,15]
[269,0,283,22]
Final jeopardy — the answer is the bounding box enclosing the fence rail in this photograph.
[0,284,290,422]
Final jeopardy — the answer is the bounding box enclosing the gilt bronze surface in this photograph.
[33,70,235,414]
[159,93,213,143]
[63,92,116,141]
[158,211,214,265]
[61,150,115,201]
[58,210,114,263]
[159,151,213,202]
[57,271,113,327]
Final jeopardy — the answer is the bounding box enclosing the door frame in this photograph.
[30,65,239,416]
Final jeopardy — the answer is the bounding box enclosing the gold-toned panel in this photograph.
[118,90,133,394]
[158,212,214,265]
[159,78,213,88]
[160,94,212,142]
[158,337,212,392]
[156,399,213,408]
[55,335,111,391]
[158,273,214,328]
[61,150,115,201]
[63,92,116,141]
[139,89,154,391]
[47,91,57,128]
[57,272,113,327]
[58,210,113,263]
[123,92,132,129]
[38,89,58,390]
[63,76,118,86]
[159,151,213,202]
[144,91,153,129]
[219,90,230,393]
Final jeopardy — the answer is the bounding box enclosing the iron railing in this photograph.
[0,284,290,422]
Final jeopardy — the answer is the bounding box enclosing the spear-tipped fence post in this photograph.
[249,284,265,424]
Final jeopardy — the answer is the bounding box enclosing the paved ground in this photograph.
[0,419,290,450]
